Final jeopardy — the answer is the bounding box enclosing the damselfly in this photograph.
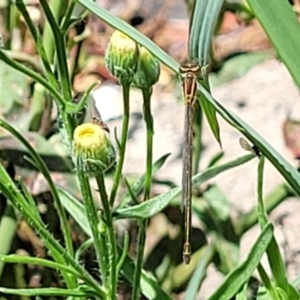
[179,61,201,264]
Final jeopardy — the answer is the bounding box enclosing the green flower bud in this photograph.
[72,122,115,174]
[133,46,160,89]
[105,30,139,86]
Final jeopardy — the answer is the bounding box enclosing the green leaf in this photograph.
[57,187,172,300]
[256,157,291,296]
[0,254,82,278]
[189,0,223,66]
[114,154,254,219]
[75,0,178,73]
[200,83,222,147]
[208,222,274,300]
[57,188,92,236]
[198,86,300,197]
[247,0,300,90]
[0,287,91,297]
[206,150,224,167]
[189,0,223,147]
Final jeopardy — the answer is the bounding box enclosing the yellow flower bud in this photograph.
[133,46,160,89]
[105,31,139,86]
[72,122,115,174]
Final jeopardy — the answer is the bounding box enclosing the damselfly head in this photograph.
[179,62,200,75]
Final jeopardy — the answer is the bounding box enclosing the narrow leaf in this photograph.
[208,223,274,300]
[0,287,91,297]
[189,0,223,66]
[57,187,172,300]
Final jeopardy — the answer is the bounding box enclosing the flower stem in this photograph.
[77,171,109,287]
[95,173,117,300]
[132,88,153,300]
[109,84,130,206]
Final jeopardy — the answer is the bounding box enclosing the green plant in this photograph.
[0,0,299,299]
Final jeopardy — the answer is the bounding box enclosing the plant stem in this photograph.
[142,88,154,201]
[257,155,268,228]
[132,88,154,300]
[109,84,130,206]
[95,174,117,300]
[77,171,109,287]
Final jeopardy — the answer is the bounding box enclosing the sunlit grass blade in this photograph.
[56,187,172,300]
[0,255,82,278]
[0,287,92,297]
[207,223,274,300]
[189,0,223,66]
[257,157,298,298]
